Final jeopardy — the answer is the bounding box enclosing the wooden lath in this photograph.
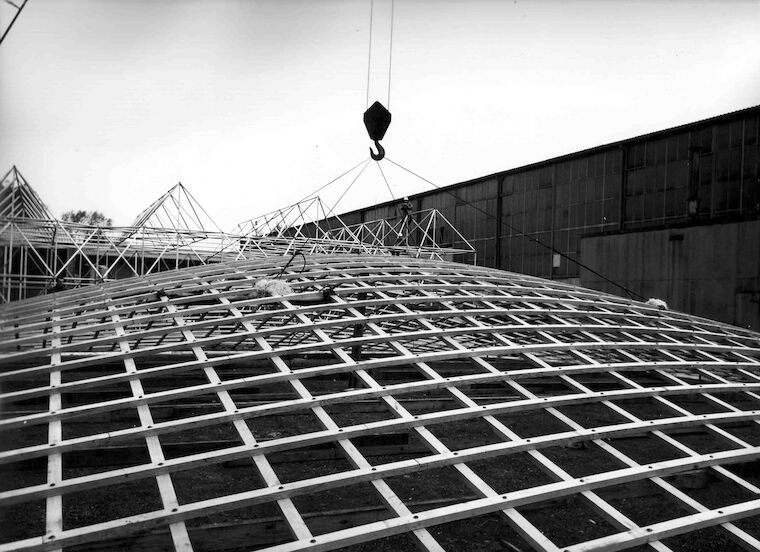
[1,255,760,552]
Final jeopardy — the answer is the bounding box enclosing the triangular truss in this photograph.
[234,196,355,239]
[230,197,374,259]
[0,166,55,220]
[127,182,223,234]
[0,174,242,302]
[230,196,476,262]
[0,168,476,302]
[322,207,476,260]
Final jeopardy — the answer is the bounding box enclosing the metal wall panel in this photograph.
[334,106,759,303]
[581,219,760,329]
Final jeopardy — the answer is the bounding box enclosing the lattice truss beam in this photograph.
[231,197,475,263]
[2,256,760,551]
[320,207,475,260]
[1,168,474,302]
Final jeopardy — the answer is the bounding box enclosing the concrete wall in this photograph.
[580,220,760,330]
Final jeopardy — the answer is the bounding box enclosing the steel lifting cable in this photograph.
[384,157,646,301]
[377,162,395,201]
[297,158,371,203]
[363,0,394,161]
[326,160,372,219]
[365,0,374,110]
[365,0,394,109]
[387,0,394,110]
[201,159,370,263]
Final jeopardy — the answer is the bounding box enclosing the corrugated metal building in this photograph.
[335,105,760,329]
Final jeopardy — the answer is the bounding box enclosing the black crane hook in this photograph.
[364,101,391,162]
[369,140,385,161]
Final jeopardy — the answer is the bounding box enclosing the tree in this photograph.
[61,210,112,227]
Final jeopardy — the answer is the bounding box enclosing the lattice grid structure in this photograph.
[2,256,760,552]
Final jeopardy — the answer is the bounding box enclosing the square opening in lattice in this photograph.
[339,532,420,552]
[662,525,751,552]
[664,467,757,510]
[516,376,581,399]
[719,421,760,447]
[612,396,680,421]
[144,395,228,425]
[320,397,398,427]
[160,421,243,460]
[598,479,692,524]
[62,359,127,384]
[538,441,623,478]
[611,434,689,464]
[297,372,361,396]
[430,512,533,552]
[665,393,734,416]
[172,462,265,505]
[0,423,47,452]
[137,367,214,394]
[62,438,151,477]
[426,416,506,451]
[364,364,429,387]
[0,498,45,543]
[59,381,135,410]
[554,401,631,430]
[711,390,760,412]
[61,407,143,440]
[493,408,570,439]
[268,443,356,484]
[246,410,323,442]
[0,460,47,492]
[65,524,178,552]
[665,428,744,455]
[215,358,283,382]
[467,451,556,494]
[62,477,163,530]
[429,359,491,378]
[383,465,474,513]
[516,493,622,548]
[184,500,290,550]
[397,387,464,416]
[293,481,394,536]
[360,429,430,466]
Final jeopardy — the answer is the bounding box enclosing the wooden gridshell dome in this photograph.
[2,254,760,552]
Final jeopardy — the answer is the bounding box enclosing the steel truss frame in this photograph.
[1,170,475,302]
[232,197,475,263]
[2,255,760,551]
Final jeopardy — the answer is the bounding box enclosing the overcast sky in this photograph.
[1,0,759,228]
